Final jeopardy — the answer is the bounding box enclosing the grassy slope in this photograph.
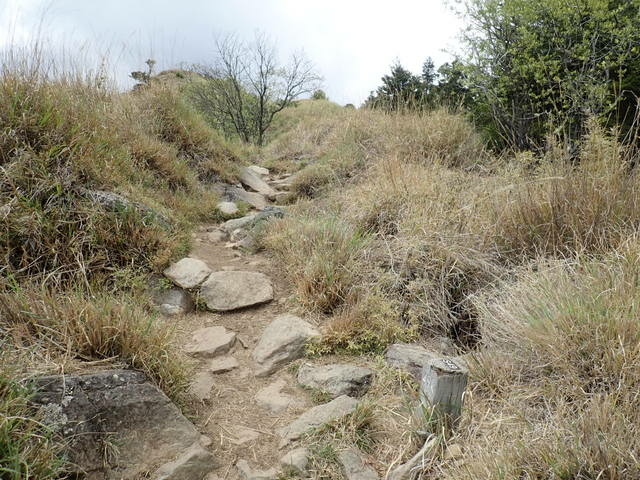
[261,101,640,478]
[0,61,242,476]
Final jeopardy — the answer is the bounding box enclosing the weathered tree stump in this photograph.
[419,357,468,424]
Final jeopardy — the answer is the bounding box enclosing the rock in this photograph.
[217,201,239,216]
[209,356,239,374]
[280,447,309,473]
[445,443,463,460]
[221,207,285,234]
[384,343,438,381]
[339,449,378,480]
[207,229,228,243]
[154,287,195,316]
[221,214,258,233]
[200,271,273,312]
[189,371,216,401]
[155,444,216,480]
[80,189,170,226]
[185,326,236,358]
[239,166,277,198]
[254,379,300,413]
[228,425,261,445]
[277,395,359,446]
[164,258,212,289]
[31,370,213,479]
[297,363,374,398]
[227,186,268,210]
[248,165,270,177]
[253,315,320,377]
[236,460,278,480]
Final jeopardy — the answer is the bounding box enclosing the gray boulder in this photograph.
[277,395,359,446]
[297,363,374,398]
[31,370,215,480]
[216,201,239,216]
[252,315,320,377]
[339,449,378,480]
[154,287,195,316]
[220,207,285,236]
[226,186,268,211]
[200,271,274,312]
[80,189,170,227]
[163,258,212,289]
[185,326,236,358]
[236,460,278,480]
[239,166,277,198]
[248,165,270,177]
[280,448,309,474]
[384,343,438,381]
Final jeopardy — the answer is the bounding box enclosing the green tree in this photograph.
[365,59,438,111]
[311,89,328,100]
[460,0,640,149]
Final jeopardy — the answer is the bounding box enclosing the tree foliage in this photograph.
[460,0,640,149]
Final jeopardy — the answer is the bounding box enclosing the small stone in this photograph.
[200,435,213,447]
[207,230,228,243]
[200,271,273,312]
[297,363,374,398]
[280,447,309,473]
[236,459,278,480]
[189,372,216,401]
[339,448,378,480]
[254,380,300,413]
[155,444,216,480]
[253,315,320,377]
[164,258,212,289]
[155,287,195,316]
[445,443,463,460]
[217,201,239,216]
[185,326,236,358]
[229,425,260,445]
[277,395,359,446]
[209,356,239,374]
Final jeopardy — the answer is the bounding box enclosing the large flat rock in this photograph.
[297,363,373,398]
[200,271,274,311]
[277,395,359,446]
[384,343,438,381]
[185,326,236,358]
[252,315,320,377]
[32,370,215,480]
[239,166,277,198]
[163,257,212,289]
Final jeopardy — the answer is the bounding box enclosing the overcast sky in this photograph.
[0,0,464,105]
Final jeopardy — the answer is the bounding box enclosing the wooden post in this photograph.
[420,357,468,424]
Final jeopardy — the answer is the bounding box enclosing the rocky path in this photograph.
[159,167,379,480]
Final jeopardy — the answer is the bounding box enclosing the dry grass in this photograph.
[0,47,239,473]
[0,287,188,400]
[435,244,640,479]
[261,101,640,476]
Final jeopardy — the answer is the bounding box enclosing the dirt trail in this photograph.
[179,225,313,478]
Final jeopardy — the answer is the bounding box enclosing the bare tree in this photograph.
[190,33,321,145]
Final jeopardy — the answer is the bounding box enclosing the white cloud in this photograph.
[0,0,463,104]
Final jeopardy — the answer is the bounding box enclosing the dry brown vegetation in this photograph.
[0,50,240,476]
[260,100,640,478]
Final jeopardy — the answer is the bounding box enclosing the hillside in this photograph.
[1,66,639,479]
